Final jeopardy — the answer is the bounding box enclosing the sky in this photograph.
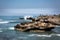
[0,0,60,16]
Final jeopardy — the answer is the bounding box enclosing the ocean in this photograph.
[0,16,60,40]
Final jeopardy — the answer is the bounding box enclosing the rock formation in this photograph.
[14,15,60,32]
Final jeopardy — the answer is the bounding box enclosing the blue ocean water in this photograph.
[0,16,60,40]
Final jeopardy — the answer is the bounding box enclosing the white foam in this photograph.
[28,34,60,37]
[36,35,52,37]
[0,20,18,24]
[56,34,60,36]
[0,21,9,24]
[8,27,14,30]
[24,16,33,20]
[28,34,52,37]
[0,27,14,30]
[51,34,60,36]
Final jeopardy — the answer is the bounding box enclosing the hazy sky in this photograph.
[0,0,60,16]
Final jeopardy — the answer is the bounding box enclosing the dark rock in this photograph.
[14,15,60,32]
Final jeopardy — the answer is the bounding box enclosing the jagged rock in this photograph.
[14,15,60,32]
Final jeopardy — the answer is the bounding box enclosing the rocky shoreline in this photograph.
[14,14,60,32]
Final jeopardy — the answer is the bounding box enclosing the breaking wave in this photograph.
[0,21,9,24]
[0,19,9,24]
[0,20,20,24]
[28,34,60,37]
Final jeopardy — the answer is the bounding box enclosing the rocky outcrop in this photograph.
[14,15,60,32]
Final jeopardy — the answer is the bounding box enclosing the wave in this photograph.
[8,27,14,30]
[0,21,9,24]
[0,27,14,32]
[28,34,60,37]
[0,20,21,24]
[0,19,10,24]
[0,27,14,31]
[28,34,52,37]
